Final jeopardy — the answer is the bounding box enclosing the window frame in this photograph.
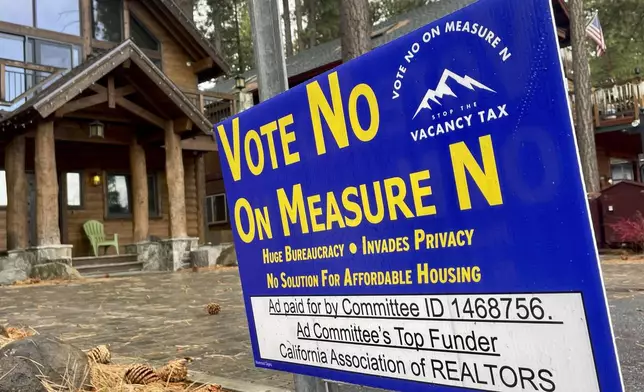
[91,0,124,43]
[104,172,160,219]
[64,171,84,209]
[206,193,228,225]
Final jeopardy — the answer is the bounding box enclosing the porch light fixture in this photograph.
[89,120,105,138]
[92,173,102,187]
[234,75,245,90]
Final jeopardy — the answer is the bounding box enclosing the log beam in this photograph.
[5,135,28,249]
[195,153,206,243]
[116,97,165,128]
[35,121,60,246]
[165,120,187,238]
[130,136,149,242]
[55,92,108,117]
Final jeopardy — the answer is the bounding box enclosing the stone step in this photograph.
[74,261,143,276]
[72,254,138,268]
[82,270,168,279]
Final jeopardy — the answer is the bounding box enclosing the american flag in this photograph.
[586,12,606,56]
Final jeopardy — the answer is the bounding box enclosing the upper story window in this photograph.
[0,0,80,36]
[131,15,159,51]
[0,1,34,27]
[93,0,123,42]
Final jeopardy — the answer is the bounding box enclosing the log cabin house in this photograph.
[0,0,235,273]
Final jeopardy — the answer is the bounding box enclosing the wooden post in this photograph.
[80,0,92,59]
[123,0,131,39]
[35,121,61,246]
[130,136,149,242]
[165,120,187,238]
[5,135,28,249]
[0,63,5,102]
[195,153,206,243]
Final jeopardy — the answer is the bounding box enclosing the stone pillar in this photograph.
[164,120,187,238]
[5,135,28,250]
[35,121,60,246]
[195,153,206,243]
[130,136,149,242]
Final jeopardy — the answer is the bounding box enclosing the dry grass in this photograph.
[1,326,222,392]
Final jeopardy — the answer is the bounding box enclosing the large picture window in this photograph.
[0,0,80,35]
[106,173,159,218]
[93,0,123,42]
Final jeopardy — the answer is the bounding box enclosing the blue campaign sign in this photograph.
[214,0,624,390]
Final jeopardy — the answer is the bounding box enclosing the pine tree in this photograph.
[282,0,294,56]
[341,0,371,61]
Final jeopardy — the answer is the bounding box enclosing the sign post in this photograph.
[215,0,624,390]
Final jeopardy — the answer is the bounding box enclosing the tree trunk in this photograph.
[570,0,600,194]
[233,0,244,72]
[340,0,371,61]
[295,0,305,51]
[307,0,317,48]
[211,4,223,54]
[175,0,194,21]
[282,0,294,56]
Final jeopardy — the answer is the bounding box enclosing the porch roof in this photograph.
[0,40,214,136]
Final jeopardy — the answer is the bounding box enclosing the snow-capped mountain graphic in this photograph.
[413,69,496,119]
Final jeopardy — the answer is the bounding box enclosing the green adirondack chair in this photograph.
[83,220,119,256]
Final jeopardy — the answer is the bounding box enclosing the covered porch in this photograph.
[0,40,217,272]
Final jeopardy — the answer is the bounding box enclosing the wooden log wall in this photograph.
[0,137,201,256]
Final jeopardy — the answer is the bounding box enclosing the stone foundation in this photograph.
[126,238,198,271]
[160,238,198,271]
[125,241,162,271]
[23,245,73,265]
[190,243,237,268]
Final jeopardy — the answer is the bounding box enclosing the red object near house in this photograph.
[599,181,644,245]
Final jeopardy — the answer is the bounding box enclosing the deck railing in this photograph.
[183,89,237,125]
[592,82,642,128]
[0,58,66,108]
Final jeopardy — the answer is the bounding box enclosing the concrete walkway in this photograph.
[0,268,293,390]
[1,261,644,391]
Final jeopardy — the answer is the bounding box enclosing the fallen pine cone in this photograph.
[124,364,159,385]
[156,357,192,382]
[192,266,199,272]
[87,344,111,364]
[204,385,223,392]
[206,303,221,315]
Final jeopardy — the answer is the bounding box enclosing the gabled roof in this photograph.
[0,40,213,135]
[143,0,230,78]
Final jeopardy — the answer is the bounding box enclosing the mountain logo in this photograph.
[413,69,496,119]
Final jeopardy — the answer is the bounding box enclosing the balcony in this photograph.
[0,58,65,109]
[593,82,642,130]
[183,89,237,125]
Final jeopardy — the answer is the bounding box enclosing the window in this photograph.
[206,194,228,225]
[106,173,159,217]
[131,15,159,51]
[0,0,34,27]
[35,0,80,35]
[66,172,82,207]
[93,0,123,42]
[0,1,80,35]
[610,159,634,183]
[0,33,27,109]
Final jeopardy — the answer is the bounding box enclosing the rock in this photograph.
[0,268,28,286]
[0,335,91,390]
[29,262,81,281]
[0,357,47,392]
[216,244,238,266]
